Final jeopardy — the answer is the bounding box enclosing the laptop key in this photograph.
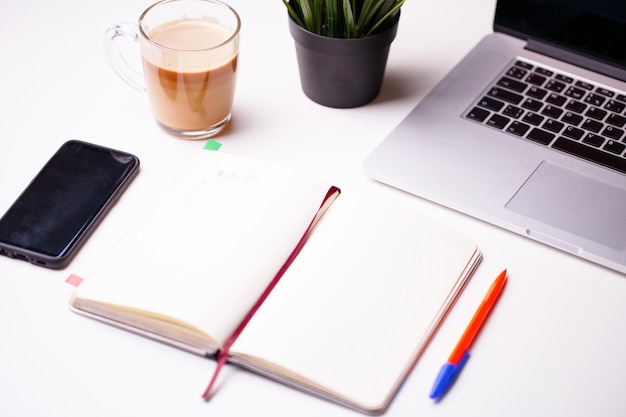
[526,73,546,86]
[522,112,544,126]
[582,133,605,147]
[563,126,585,140]
[575,80,594,90]
[555,74,574,84]
[604,140,626,155]
[522,98,543,112]
[478,96,505,111]
[503,105,524,118]
[466,107,491,122]
[507,66,528,79]
[607,113,626,128]
[487,114,510,129]
[514,61,533,70]
[562,111,583,126]
[552,137,626,174]
[527,128,555,145]
[596,87,615,98]
[564,86,586,100]
[605,99,625,114]
[582,119,603,133]
[565,99,587,113]
[507,121,531,136]
[498,77,527,92]
[586,106,608,120]
[515,61,533,70]
[535,67,553,77]
[542,105,563,118]
[546,93,567,106]
[546,79,566,93]
[527,86,548,99]
[585,93,606,107]
[488,87,523,104]
[543,119,564,133]
[602,126,624,141]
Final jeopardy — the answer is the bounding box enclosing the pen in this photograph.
[429,269,508,400]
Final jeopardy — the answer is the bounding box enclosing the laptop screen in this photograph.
[495,0,626,73]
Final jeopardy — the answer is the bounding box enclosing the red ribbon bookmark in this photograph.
[202,349,229,399]
[201,189,340,399]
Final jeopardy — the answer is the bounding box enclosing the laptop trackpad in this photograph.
[506,161,626,250]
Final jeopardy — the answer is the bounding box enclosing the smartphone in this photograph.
[0,140,140,268]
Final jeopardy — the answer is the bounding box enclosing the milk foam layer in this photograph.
[144,19,235,72]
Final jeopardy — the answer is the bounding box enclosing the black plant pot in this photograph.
[288,16,399,108]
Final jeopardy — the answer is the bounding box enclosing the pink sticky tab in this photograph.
[65,274,84,287]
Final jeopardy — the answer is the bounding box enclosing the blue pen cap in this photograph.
[429,350,471,400]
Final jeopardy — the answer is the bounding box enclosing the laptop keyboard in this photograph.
[465,59,626,174]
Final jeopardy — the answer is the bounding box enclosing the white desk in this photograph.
[1,1,625,416]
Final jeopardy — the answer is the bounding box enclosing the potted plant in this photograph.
[283,0,405,108]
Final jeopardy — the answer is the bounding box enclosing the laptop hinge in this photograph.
[526,39,626,83]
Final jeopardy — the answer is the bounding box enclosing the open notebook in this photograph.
[69,149,481,414]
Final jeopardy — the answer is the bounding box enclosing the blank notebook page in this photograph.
[230,193,480,412]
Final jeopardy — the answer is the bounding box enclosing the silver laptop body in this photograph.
[364,0,626,274]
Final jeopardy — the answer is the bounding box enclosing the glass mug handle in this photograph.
[104,23,146,92]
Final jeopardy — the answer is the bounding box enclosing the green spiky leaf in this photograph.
[285,0,405,38]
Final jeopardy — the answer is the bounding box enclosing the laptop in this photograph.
[364,0,626,274]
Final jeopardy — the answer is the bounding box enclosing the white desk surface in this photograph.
[1,1,625,416]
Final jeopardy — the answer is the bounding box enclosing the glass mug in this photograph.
[105,0,240,139]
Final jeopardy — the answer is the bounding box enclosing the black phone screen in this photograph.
[0,140,139,268]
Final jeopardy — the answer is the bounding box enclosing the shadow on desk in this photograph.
[378,65,446,105]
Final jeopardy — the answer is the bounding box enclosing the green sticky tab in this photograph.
[203,139,222,151]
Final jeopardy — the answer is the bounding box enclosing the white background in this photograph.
[1,1,625,416]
